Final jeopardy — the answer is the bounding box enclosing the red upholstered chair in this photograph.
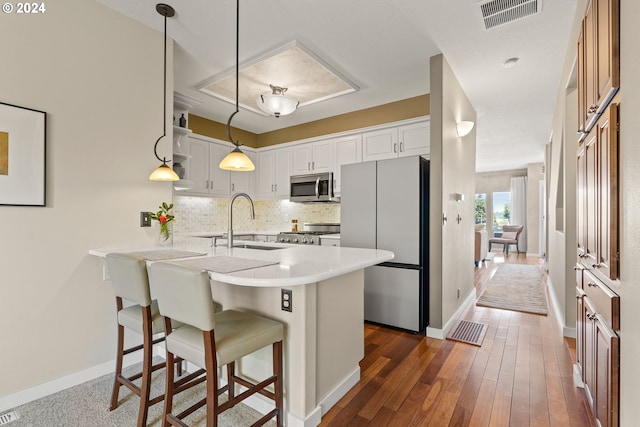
[488,225,524,255]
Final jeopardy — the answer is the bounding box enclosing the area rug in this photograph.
[476,264,548,315]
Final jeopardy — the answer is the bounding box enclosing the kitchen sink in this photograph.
[232,244,286,251]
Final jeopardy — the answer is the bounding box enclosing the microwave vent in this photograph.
[480,0,540,30]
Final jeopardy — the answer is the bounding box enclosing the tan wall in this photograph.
[0,0,172,401]
[188,114,259,148]
[189,94,429,148]
[429,54,476,330]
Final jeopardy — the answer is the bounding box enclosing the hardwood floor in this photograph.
[321,252,596,427]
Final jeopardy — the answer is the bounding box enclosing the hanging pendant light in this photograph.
[257,84,299,118]
[219,0,255,172]
[149,3,180,181]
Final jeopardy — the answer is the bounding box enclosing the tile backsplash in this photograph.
[173,196,340,234]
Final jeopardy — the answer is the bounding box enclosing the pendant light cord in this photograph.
[226,0,240,147]
[153,8,169,163]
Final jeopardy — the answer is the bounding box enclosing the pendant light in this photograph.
[257,84,299,118]
[219,0,255,172]
[149,3,180,181]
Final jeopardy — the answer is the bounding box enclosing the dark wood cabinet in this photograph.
[577,0,620,137]
[576,270,620,427]
[576,103,619,280]
[596,105,619,280]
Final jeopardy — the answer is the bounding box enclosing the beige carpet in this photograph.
[476,264,548,315]
[4,360,276,427]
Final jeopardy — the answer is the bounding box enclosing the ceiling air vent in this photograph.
[480,0,540,30]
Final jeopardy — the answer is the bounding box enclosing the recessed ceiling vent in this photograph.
[480,0,540,30]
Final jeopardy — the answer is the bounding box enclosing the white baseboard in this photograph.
[573,364,584,388]
[318,367,360,417]
[0,352,143,413]
[546,275,574,338]
[426,289,476,340]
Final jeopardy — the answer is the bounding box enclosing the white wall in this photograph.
[617,1,640,423]
[0,0,173,401]
[429,54,476,331]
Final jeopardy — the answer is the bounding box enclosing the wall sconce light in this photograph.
[455,193,464,202]
[456,120,475,138]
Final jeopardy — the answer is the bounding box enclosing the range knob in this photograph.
[310,238,315,244]
[302,238,308,244]
[292,238,299,243]
[278,237,285,243]
[284,237,291,243]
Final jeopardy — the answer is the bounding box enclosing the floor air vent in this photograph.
[480,0,540,30]
[0,412,18,426]
[447,320,488,346]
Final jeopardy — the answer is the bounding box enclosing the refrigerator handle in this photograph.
[315,176,320,199]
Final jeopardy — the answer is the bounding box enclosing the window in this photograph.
[492,191,511,236]
[475,194,487,225]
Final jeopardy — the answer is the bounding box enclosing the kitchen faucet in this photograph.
[227,192,255,249]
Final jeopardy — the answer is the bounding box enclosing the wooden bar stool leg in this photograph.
[273,341,283,427]
[204,331,218,427]
[162,316,176,427]
[226,362,235,400]
[110,298,125,411]
[137,307,154,427]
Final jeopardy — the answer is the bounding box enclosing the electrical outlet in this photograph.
[281,289,292,312]
[103,265,110,281]
[140,211,152,227]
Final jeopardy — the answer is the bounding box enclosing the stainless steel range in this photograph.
[277,223,340,245]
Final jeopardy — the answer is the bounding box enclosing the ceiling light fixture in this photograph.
[149,3,180,182]
[219,0,255,172]
[257,84,299,118]
[456,121,475,137]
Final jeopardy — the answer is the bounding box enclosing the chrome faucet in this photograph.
[227,192,255,249]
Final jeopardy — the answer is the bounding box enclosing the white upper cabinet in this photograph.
[181,135,255,197]
[362,128,398,162]
[398,121,430,158]
[362,121,430,162]
[291,139,334,175]
[334,134,362,194]
[256,148,291,199]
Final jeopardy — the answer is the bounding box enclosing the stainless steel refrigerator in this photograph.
[341,156,429,334]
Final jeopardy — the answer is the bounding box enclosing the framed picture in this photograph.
[0,102,46,206]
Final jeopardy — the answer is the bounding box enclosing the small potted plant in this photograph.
[150,202,175,244]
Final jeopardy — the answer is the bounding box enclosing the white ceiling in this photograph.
[96,0,578,173]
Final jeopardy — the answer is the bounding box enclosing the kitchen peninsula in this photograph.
[90,239,393,427]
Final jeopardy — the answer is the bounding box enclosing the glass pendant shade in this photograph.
[257,85,298,118]
[219,147,255,171]
[149,162,180,181]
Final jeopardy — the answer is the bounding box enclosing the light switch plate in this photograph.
[140,211,152,227]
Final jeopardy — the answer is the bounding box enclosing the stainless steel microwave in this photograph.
[290,172,339,203]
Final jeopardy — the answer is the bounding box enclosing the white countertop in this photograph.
[90,237,392,287]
